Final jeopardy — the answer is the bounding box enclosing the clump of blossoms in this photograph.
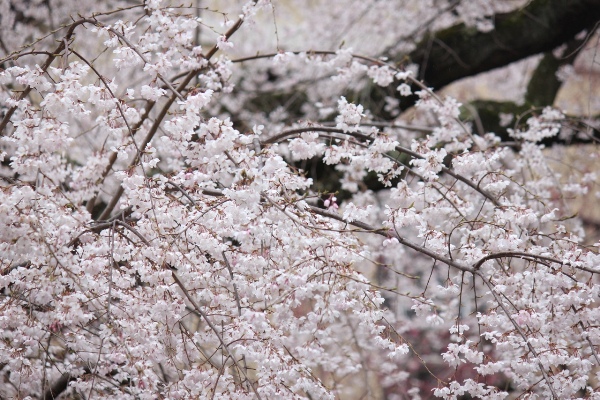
[0,1,599,399]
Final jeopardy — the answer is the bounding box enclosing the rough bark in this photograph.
[409,0,600,90]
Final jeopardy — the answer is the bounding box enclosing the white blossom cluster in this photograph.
[0,0,598,399]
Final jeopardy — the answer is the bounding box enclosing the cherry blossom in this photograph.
[0,0,599,399]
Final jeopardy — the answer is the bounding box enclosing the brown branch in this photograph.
[97,13,247,220]
[222,251,242,317]
[473,250,600,274]
[307,205,474,273]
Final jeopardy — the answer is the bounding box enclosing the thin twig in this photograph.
[0,18,92,136]
[106,28,185,101]
[170,270,262,400]
[477,272,559,399]
[222,251,242,317]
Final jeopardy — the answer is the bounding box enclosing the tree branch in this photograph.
[408,0,600,90]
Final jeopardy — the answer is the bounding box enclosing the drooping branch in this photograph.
[476,272,559,399]
[263,126,500,206]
